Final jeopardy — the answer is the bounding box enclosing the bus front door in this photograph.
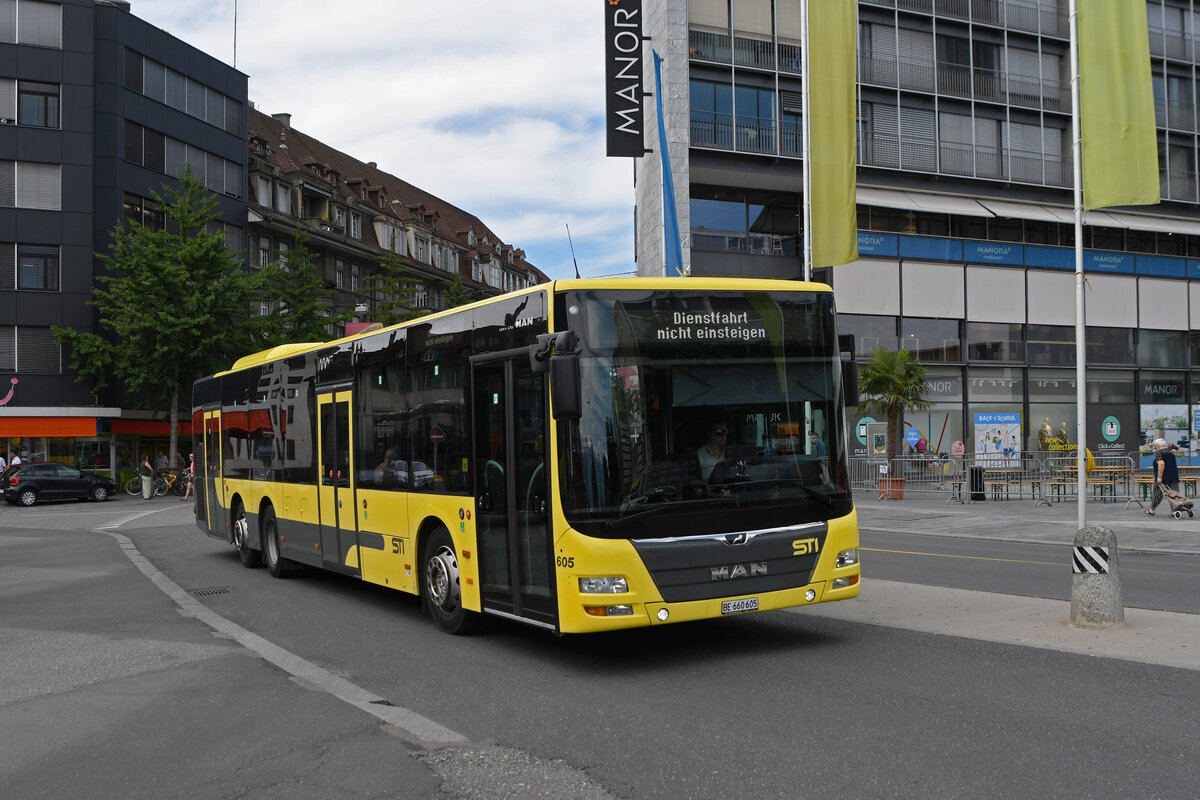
[317,391,360,576]
[472,356,556,628]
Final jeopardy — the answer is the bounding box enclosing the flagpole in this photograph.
[800,0,813,282]
[1068,0,1086,531]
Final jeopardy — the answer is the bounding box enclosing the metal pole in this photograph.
[1069,0,1086,531]
[800,0,813,282]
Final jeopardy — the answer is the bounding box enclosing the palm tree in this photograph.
[857,347,932,464]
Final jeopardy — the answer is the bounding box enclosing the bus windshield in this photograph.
[557,288,851,539]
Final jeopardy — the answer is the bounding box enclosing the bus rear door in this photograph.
[317,390,361,575]
[202,411,225,538]
[471,353,556,628]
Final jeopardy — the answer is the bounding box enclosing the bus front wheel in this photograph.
[422,527,478,635]
[232,502,262,569]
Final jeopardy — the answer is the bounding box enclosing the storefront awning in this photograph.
[1100,211,1200,236]
[111,420,195,435]
[0,417,98,437]
[857,187,993,217]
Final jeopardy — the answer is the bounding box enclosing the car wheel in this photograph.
[18,489,37,507]
[91,485,109,502]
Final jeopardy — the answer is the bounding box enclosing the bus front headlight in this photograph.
[836,549,859,567]
[579,576,628,594]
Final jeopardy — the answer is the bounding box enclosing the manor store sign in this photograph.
[605,0,644,157]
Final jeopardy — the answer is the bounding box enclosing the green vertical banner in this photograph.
[808,1,858,267]
[1079,0,1159,210]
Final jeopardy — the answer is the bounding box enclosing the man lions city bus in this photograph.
[192,278,860,634]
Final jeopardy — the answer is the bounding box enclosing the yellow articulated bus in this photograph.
[192,277,861,634]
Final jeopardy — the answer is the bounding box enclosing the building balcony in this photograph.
[689,29,730,64]
[690,113,776,155]
[733,35,774,70]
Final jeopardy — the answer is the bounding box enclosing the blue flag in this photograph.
[653,50,683,276]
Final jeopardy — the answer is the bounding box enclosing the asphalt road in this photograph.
[3,497,1199,799]
[861,529,1200,614]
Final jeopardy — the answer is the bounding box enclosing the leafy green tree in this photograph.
[256,228,350,345]
[443,272,473,310]
[856,347,932,464]
[367,232,426,324]
[53,166,259,464]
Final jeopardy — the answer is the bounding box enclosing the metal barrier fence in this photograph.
[849,452,1140,508]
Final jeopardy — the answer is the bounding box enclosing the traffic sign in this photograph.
[430,426,446,443]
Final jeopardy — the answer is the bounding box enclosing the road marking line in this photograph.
[863,546,1060,566]
[95,527,467,745]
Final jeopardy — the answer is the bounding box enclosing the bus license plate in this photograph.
[722,597,758,615]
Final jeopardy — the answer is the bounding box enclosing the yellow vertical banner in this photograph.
[808,1,858,267]
[1079,0,1159,209]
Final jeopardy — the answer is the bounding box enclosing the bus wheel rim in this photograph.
[233,514,248,549]
[427,546,459,611]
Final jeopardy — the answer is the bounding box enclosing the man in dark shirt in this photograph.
[1147,437,1179,516]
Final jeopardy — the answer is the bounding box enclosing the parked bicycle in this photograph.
[122,469,183,496]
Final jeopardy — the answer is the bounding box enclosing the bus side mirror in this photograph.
[842,360,859,407]
[550,351,582,420]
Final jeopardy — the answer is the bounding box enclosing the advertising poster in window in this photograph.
[973,412,1021,466]
[1140,404,1188,468]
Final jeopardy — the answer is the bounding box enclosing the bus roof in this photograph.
[213,276,833,376]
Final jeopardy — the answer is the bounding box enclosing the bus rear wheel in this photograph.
[422,527,479,635]
[232,502,262,569]
[263,506,295,578]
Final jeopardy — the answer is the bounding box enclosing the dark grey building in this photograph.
[0,0,247,469]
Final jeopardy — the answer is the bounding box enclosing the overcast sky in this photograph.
[128,0,636,281]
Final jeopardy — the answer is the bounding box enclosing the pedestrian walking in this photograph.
[138,454,154,500]
[1146,438,1180,516]
[182,453,194,501]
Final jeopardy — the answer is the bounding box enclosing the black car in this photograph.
[2,462,118,506]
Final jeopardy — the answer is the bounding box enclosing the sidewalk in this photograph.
[854,486,1200,555]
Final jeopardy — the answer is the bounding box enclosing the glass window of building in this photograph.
[967,367,1024,403]
[911,366,963,458]
[838,314,897,355]
[734,84,775,153]
[732,0,773,69]
[691,196,746,251]
[900,317,960,362]
[16,244,57,290]
[1027,324,1074,366]
[1087,370,1136,403]
[1138,370,1186,405]
[17,0,61,49]
[690,79,732,148]
[1029,368,1078,451]
[17,81,57,128]
[1137,329,1187,368]
[966,322,1024,362]
[1086,326,1135,365]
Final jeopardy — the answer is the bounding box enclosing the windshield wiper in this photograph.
[604,498,720,531]
[709,477,839,507]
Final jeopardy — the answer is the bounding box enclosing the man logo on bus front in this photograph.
[724,533,749,545]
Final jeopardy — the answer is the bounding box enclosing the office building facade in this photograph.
[635,0,1200,464]
[0,0,248,469]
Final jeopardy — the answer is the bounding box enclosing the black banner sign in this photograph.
[604,0,644,157]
